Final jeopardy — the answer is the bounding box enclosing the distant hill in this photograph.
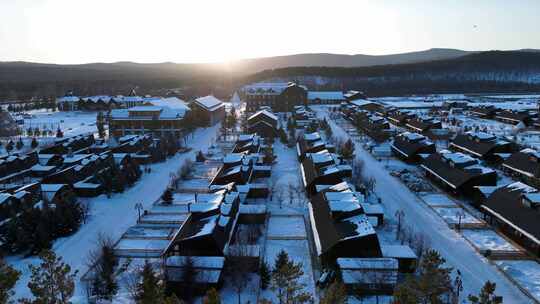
[246,51,540,96]
[229,48,473,74]
[1,49,540,98]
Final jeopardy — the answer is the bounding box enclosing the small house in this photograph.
[391,132,436,162]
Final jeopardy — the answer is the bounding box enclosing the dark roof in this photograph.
[503,149,540,178]
[469,106,497,116]
[450,133,510,158]
[421,152,494,190]
[495,110,532,123]
[482,183,540,245]
[309,192,379,256]
[406,117,442,133]
[391,133,435,159]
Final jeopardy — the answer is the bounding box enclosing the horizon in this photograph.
[2,47,538,66]
[2,0,540,64]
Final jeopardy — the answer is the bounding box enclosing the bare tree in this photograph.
[227,242,254,304]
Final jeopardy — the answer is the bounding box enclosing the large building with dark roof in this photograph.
[502,148,540,188]
[478,182,540,256]
[421,151,497,196]
[450,132,513,162]
[391,132,436,162]
[244,82,308,112]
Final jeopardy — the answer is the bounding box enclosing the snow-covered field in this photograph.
[432,206,483,225]
[267,215,306,239]
[22,110,98,137]
[461,229,520,252]
[7,125,220,302]
[421,193,459,207]
[496,260,540,302]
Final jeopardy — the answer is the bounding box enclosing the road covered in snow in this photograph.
[313,106,533,303]
[8,125,219,302]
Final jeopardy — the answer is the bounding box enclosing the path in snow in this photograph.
[313,107,533,303]
[260,141,318,303]
[8,125,219,302]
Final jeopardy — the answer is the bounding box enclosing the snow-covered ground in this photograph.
[22,110,98,137]
[7,125,219,302]
[260,140,317,303]
[461,229,520,252]
[267,216,306,239]
[431,206,483,225]
[421,193,459,207]
[496,260,540,302]
[312,105,534,303]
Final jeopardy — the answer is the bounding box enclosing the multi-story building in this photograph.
[243,82,308,112]
[109,105,189,138]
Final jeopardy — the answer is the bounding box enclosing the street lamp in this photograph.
[135,202,143,223]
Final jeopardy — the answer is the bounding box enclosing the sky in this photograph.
[1,0,539,64]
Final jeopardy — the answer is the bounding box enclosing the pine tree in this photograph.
[393,249,453,304]
[259,260,271,290]
[162,188,173,204]
[56,128,63,138]
[320,281,347,304]
[135,261,165,304]
[31,137,38,149]
[340,139,355,161]
[97,112,106,138]
[92,238,118,301]
[271,250,313,304]
[22,250,77,304]
[0,257,21,304]
[468,281,503,304]
[202,288,221,304]
[6,141,13,152]
[16,138,23,150]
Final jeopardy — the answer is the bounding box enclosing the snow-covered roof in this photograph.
[307,91,345,100]
[380,245,417,259]
[248,109,278,122]
[342,214,376,238]
[350,99,376,107]
[337,257,398,270]
[147,97,190,111]
[194,95,224,111]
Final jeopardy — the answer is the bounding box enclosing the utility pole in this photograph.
[135,202,143,223]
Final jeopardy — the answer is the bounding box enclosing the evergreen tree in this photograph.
[340,139,355,161]
[56,128,63,138]
[0,257,21,304]
[393,249,453,304]
[22,250,77,304]
[16,138,23,150]
[6,141,13,153]
[31,137,38,149]
[259,260,271,290]
[468,281,503,304]
[271,250,313,304]
[97,112,106,139]
[202,288,221,304]
[135,261,165,304]
[320,281,347,304]
[162,188,173,204]
[92,238,118,301]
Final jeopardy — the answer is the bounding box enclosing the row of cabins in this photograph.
[0,133,173,226]
[293,105,318,129]
[162,134,272,292]
[106,134,273,294]
[468,105,537,126]
[392,129,540,256]
[298,132,417,294]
